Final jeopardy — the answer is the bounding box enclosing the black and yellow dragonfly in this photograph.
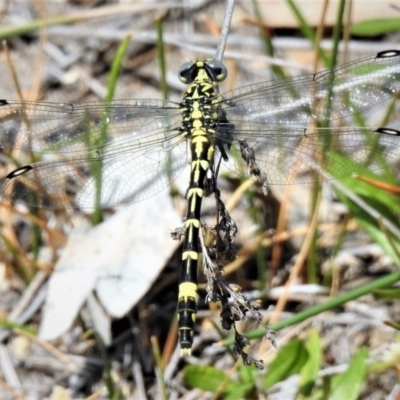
[1,50,400,355]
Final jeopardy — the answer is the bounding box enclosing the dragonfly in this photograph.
[1,50,400,355]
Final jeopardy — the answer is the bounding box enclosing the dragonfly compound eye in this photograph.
[178,61,197,84]
[205,59,227,81]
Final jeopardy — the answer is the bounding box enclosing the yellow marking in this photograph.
[207,146,214,161]
[192,131,208,138]
[185,218,200,228]
[184,217,200,243]
[180,347,192,357]
[191,199,198,213]
[187,224,193,243]
[192,120,202,129]
[200,159,210,170]
[192,159,209,184]
[192,160,201,182]
[191,159,209,181]
[187,188,203,211]
[190,87,200,99]
[192,135,209,157]
[202,83,213,92]
[187,188,203,198]
[192,128,206,136]
[188,195,197,213]
[182,251,198,261]
[178,282,198,299]
[212,95,222,104]
[194,69,208,81]
[191,160,201,167]
[191,110,202,119]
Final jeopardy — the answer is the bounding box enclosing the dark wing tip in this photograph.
[376,50,400,59]
[6,165,33,179]
[375,127,400,136]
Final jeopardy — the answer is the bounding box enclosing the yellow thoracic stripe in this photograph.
[177,59,224,356]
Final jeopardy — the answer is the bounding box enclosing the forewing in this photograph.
[220,51,400,125]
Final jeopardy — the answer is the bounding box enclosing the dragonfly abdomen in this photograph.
[177,138,213,355]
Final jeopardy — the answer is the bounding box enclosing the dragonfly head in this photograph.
[178,59,227,84]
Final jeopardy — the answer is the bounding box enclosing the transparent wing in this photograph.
[213,124,400,184]
[220,51,400,125]
[0,99,181,151]
[0,99,187,208]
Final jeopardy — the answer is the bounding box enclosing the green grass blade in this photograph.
[155,18,169,101]
[351,18,400,36]
[299,329,322,396]
[263,339,308,389]
[222,270,400,347]
[251,0,287,80]
[285,0,329,65]
[329,348,368,400]
[90,33,131,225]
[0,14,78,41]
